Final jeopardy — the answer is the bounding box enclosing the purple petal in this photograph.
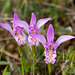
[36,18,51,29]
[30,12,36,26]
[11,20,29,33]
[28,35,39,47]
[13,13,18,20]
[47,24,54,42]
[30,34,46,48]
[13,13,18,29]
[0,23,13,36]
[14,32,27,46]
[44,49,56,64]
[55,35,75,48]
[26,37,32,50]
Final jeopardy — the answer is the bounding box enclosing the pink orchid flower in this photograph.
[11,12,51,49]
[0,13,27,46]
[30,24,75,64]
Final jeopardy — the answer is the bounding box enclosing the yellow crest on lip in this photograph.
[15,31,17,34]
[32,38,36,43]
[31,28,34,33]
[49,43,52,50]
[49,50,52,59]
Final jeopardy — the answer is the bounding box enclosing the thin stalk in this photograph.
[0,51,2,60]
[18,46,24,75]
[48,63,52,75]
[45,62,46,75]
[32,46,35,75]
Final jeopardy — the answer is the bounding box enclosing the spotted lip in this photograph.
[14,26,26,46]
[28,36,39,46]
[44,48,56,64]
[44,42,56,64]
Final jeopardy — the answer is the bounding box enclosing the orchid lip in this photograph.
[44,47,56,64]
[13,26,26,46]
[44,41,56,64]
[28,36,39,46]
[15,32,26,46]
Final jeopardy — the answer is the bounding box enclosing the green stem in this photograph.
[32,46,35,75]
[45,62,46,75]
[18,46,24,75]
[48,63,52,75]
[0,51,2,60]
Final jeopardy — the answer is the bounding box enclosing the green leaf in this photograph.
[6,72,11,75]
[25,64,32,72]
[1,0,10,16]
[0,61,9,65]
[23,58,32,72]
[2,66,8,75]
[21,0,28,19]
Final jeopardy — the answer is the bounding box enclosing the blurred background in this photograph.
[0,0,75,75]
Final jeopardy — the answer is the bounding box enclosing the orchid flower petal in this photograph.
[30,34,46,47]
[14,32,27,46]
[26,37,32,50]
[30,12,36,26]
[36,18,51,29]
[13,13,18,20]
[28,35,39,47]
[47,24,54,42]
[11,20,29,33]
[55,35,75,48]
[13,13,18,29]
[0,23,13,36]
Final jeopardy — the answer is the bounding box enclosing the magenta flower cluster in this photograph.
[0,13,74,64]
